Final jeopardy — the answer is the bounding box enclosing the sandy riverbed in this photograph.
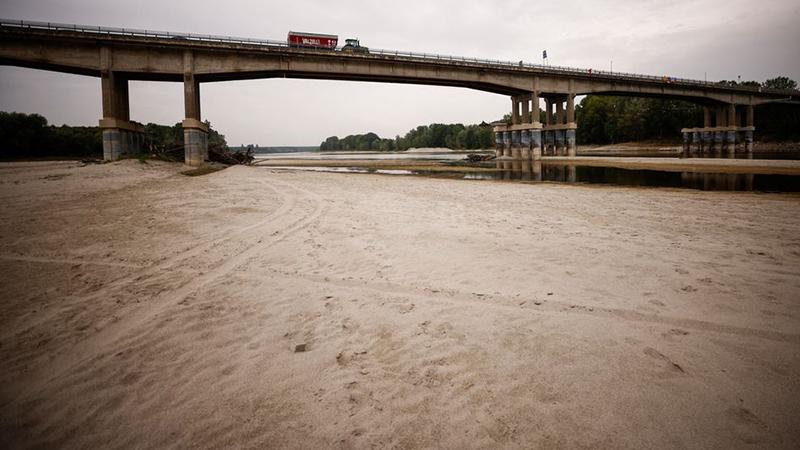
[1,160,799,449]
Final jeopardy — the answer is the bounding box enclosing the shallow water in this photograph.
[263,162,800,192]
[474,162,800,192]
[258,151,800,192]
[257,150,800,161]
[255,151,470,161]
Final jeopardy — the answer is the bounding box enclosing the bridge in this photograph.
[1,19,798,165]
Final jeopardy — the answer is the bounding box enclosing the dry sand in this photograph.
[1,160,799,449]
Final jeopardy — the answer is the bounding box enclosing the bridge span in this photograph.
[1,19,797,165]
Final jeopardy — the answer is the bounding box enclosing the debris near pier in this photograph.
[209,144,255,165]
[465,153,496,163]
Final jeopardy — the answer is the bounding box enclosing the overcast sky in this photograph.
[1,0,798,146]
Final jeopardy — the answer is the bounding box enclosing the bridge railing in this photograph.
[1,18,796,97]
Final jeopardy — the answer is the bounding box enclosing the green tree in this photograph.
[763,77,797,90]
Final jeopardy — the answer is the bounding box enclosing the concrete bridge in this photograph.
[1,19,797,165]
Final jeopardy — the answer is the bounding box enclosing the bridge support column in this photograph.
[543,99,553,155]
[183,51,208,166]
[494,128,504,158]
[566,129,576,157]
[555,130,565,155]
[543,130,553,156]
[531,129,542,160]
[511,97,520,125]
[714,130,724,153]
[520,130,531,160]
[716,106,727,127]
[183,119,209,166]
[745,105,754,154]
[726,104,737,155]
[505,92,544,160]
[555,100,565,155]
[566,94,577,157]
[511,130,522,159]
[521,96,530,124]
[99,49,144,161]
[556,100,564,125]
[702,130,712,153]
[682,131,690,156]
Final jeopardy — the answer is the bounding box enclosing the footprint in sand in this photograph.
[661,328,689,340]
[397,303,415,314]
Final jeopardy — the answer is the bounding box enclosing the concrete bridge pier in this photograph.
[543,99,553,155]
[682,131,690,155]
[700,131,710,153]
[497,92,543,160]
[544,129,555,155]
[511,130,522,159]
[541,94,577,156]
[692,131,701,154]
[566,94,577,156]
[183,51,208,166]
[520,130,531,160]
[702,107,712,154]
[713,130,724,154]
[99,49,144,160]
[494,131,504,158]
[744,105,755,154]
[744,129,754,154]
[555,101,565,155]
[531,129,542,160]
[725,104,737,156]
[684,103,756,157]
[555,130,565,155]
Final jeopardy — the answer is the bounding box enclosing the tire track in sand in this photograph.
[10,175,295,330]
[249,268,800,345]
[15,175,329,396]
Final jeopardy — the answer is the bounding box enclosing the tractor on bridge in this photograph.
[341,38,369,54]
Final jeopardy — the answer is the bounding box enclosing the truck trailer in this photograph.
[287,31,338,50]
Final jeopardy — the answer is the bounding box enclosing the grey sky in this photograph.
[1,0,798,146]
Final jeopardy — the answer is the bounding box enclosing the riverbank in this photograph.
[1,160,799,449]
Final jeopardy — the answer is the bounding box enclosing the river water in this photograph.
[256,152,800,193]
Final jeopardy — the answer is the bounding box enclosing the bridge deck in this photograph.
[1,18,797,99]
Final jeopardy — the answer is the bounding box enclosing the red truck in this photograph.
[287,31,338,50]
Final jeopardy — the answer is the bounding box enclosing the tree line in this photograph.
[319,123,495,151]
[575,96,800,144]
[0,111,228,159]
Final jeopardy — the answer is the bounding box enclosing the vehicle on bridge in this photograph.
[287,31,338,50]
[341,38,369,54]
